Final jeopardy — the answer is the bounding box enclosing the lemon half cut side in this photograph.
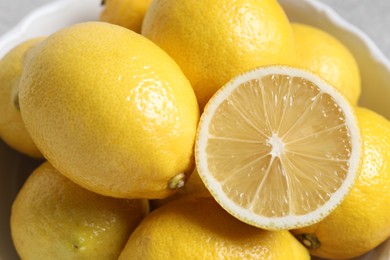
[195,65,361,230]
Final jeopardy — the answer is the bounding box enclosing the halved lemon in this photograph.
[195,65,361,230]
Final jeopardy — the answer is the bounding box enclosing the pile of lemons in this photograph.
[0,0,389,259]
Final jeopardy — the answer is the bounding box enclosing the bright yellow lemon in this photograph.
[18,22,199,199]
[0,37,44,158]
[142,0,295,110]
[292,107,390,259]
[119,195,310,259]
[11,161,149,259]
[100,0,152,33]
[291,23,361,104]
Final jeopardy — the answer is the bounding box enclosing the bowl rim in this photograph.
[0,0,101,58]
[0,0,67,55]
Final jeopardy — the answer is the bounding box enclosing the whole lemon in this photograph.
[142,0,295,110]
[100,0,152,33]
[19,22,199,199]
[292,107,390,259]
[11,161,149,260]
[0,38,44,158]
[119,195,310,259]
[291,23,361,104]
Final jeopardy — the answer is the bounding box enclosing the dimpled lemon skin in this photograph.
[100,0,152,33]
[11,161,149,260]
[142,0,295,110]
[292,107,390,259]
[119,196,310,260]
[0,38,44,158]
[291,23,361,105]
[19,22,199,199]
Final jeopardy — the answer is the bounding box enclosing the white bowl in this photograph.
[0,0,389,259]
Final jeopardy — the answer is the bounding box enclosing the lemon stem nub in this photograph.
[296,234,321,250]
[13,91,20,111]
[168,173,186,190]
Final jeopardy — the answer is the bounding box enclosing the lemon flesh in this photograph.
[196,65,361,230]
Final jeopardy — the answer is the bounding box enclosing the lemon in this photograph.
[195,65,361,230]
[100,0,152,33]
[292,107,390,259]
[142,0,295,110]
[119,195,310,259]
[11,161,149,260]
[18,22,199,199]
[0,37,44,158]
[291,23,361,104]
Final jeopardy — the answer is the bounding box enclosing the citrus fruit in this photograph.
[100,0,152,33]
[11,161,149,260]
[195,65,362,230]
[292,107,390,259]
[0,37,44,158]
[291,23,361,104]
[119,195,310,259]
[18,22,199,199]
[142,0,295,110]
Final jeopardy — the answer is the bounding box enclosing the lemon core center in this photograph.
[268,133,285,157]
